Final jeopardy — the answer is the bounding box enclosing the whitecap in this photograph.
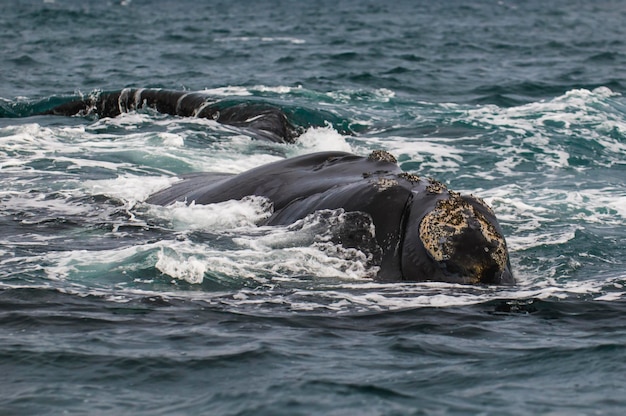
[291,125,353,154]
[458,87,626,170]
[83,175,178,203]
[148,196,273,232]
[361,135,464,172]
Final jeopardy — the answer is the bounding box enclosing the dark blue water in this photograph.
[1,0,626,414]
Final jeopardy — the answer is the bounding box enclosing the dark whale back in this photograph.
[146,151,514,284]
[43,88,298,143]
[147,151,414,281]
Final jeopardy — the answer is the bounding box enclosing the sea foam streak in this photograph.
[461,87,626,171]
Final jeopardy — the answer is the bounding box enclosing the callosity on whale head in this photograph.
[400,181,514,285]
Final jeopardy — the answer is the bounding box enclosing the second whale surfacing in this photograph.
[44,88,300,143]
[147,150,514,285]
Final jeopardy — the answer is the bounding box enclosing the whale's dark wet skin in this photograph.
[148,150,514,285]
[45,88,299,143]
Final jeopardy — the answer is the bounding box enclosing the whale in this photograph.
[147,150,514,285]
[43,88,299,143]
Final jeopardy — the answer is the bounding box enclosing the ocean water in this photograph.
[1,0,626,414]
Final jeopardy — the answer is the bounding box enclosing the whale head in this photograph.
[401,185,514,285]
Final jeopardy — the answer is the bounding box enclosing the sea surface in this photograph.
[1,0,626,414]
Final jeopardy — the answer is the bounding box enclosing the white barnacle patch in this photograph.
[368,150,397,164]
[419,195,507,271]
[373,177,398,191]
[398,172,421,183]
[426,179,447,194]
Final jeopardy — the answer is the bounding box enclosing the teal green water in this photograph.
[1,0,625,414]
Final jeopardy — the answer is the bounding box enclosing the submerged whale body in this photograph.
[44,88,299,143]
[148,150,514,285]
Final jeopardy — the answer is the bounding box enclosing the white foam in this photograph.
[197,85,298,97]
[595,292,624,301]
[506,228,579,251]
[0,123,60,168]
[251,85,300,94]
[28,231,626,310]
[157,132,185,147]
[191,153,283,174]
[150,237,375,286]
[44,243,157,282]
[465,87,620,132]
[362,135,464,171]
[214,37,305,45]
[292,125,353,154]
[325,88,396,103]
[199,86,253,96]
[210,280,578,313]
[89,116,287,175]
[0,189,91,222]
[474,182,626,255]
[147,208,380,285]
[83,175,178,203]
[89,112,156,130]
[149,196,273,231]
[155,248,206,284]
[460,87,626,170]
[1,120,189,176]
[565,188,626,222]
